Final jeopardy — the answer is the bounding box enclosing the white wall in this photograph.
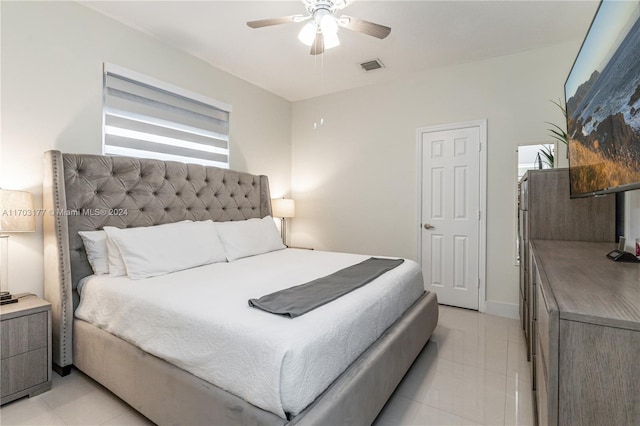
[290,41,588,311]
[0,1,292,297]
[625,190,640,253]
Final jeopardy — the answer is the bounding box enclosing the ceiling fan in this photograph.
[247,0,391,55]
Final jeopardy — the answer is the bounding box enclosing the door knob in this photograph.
[423,223,435,230]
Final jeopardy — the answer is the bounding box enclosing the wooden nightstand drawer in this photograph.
[1,311,48,358]
[0,296,52,405]
[1,347,48,398]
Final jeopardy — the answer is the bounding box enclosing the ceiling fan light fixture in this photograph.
[298,22,317,46]
[323,31,340,49]
[248,0,390,56]
[319,14,338,35]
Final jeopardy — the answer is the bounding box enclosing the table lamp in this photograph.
[271,198,295,246]
[0,189,36,304]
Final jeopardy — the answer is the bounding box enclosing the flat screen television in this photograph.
[565,0,640,198]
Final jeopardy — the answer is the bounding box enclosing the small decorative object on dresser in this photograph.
[0,295,52,405]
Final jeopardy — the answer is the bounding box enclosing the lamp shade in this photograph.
[272,198,295,218]
[0,189,36,232]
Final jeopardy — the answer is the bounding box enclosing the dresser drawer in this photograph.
[536,281,549,369]
[519,288,525,331]
[0,312,48,359]
[519,256,526,297]
[536,338,549,426]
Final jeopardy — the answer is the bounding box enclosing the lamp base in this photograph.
[280,217,288,247]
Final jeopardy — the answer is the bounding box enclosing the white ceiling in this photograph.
[79,0,599,102]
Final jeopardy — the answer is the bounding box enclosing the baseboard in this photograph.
[483,300,519,319]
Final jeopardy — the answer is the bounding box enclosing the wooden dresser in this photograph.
[518,169,615,364]
[530,240,640,426]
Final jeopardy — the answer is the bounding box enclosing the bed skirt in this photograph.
[73,291,438,425]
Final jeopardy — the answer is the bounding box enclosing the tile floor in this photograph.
[0,305,534,425]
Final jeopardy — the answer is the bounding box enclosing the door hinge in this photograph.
[478,277,481,288]
[477,210,481,220]
[478,142,482,152]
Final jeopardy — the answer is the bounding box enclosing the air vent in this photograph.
[360,59,384,72]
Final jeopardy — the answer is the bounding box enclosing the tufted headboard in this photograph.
[42,150,272,372]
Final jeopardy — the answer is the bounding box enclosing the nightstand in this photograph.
[0,295,52,405]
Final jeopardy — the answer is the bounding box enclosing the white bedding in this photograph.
[75,248,425,419]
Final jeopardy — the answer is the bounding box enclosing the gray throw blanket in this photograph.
[248,257,404,318]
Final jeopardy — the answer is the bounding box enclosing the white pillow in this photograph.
[104,220,227,280]
[106,232,128,277]
[215,216,285,261]
[78,230,109,275]
[104,220,193,277]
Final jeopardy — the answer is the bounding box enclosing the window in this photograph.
[102,64,231,168]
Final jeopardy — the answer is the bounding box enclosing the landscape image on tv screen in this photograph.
[565,0,640,197]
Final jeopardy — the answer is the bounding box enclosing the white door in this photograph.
[420,125,482,309]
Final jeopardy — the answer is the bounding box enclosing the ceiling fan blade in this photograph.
[310,32,325,55]
[247,15,303,29]
[338,15,391,39]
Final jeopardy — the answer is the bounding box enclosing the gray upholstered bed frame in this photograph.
[42,150,438,425]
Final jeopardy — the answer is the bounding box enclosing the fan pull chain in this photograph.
[313,50,325,130]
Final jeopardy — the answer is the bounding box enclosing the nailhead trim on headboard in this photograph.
[53,154,70,367]
[43,151,74,369]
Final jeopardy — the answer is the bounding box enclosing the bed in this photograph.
[42,150,438,425]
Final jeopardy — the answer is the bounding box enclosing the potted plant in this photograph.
[537,145,554,168]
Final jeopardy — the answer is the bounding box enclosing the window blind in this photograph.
[103,64,231,168]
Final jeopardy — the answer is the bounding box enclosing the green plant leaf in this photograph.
[544,98,569,146]
[545,122,567,135]
[539,145,554,168]
[551,99,567,118]
[545,125,568,145]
